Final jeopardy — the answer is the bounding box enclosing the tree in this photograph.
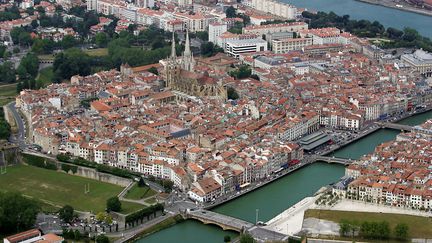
[61,35,77,49]
[95,235,109,243]
[239,233,255,243]
[73,230,81,240]
[53,48,92,80]
[394,223,409,240]
[0,45,5,57]
[32,38,55,54]
[227,87,239,100]
[106,197,121,212]
[59,205,74,223]
[339,219,351,237]
[138,177,146,187]
[229,65,251,79]
[0,117,11,140]
[31,19,39,29]
[96,212,107,222]
[200,42,224,57]
[18,31,33,46]
[95,32,109,47]
[0,192,40,234]
[224,235,231,243]
[377,221,390,239]
[226,6,237,18]
[0,62,16,83]
[196,31,209,41]
[18,53,39,79]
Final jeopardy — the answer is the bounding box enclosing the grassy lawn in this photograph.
[305,209,432,238]
[120,201,146,215]
[85,48,108,56]
[36,67,54,88]
[0,83,17,97]
[145,198,157,205]
[0,97,14,106]
[124,184,157,200]
[37,54,55,60]
[0,164,125,213]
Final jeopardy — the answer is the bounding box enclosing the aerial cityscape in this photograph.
[0,0,432,242]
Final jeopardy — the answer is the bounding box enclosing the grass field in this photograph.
[0,83,17,107]
[120,201,147,214]
[305,209,432,238]
[85,48,108,56]
[124,184,157,200]
[0,83,17,97]
[0,164,125,213]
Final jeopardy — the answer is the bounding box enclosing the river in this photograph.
[136,111,432,242]
[283,0,432,38]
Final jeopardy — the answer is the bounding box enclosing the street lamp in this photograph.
[255,209,259,225]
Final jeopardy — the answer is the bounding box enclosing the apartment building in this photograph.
[251,0,297,19]
[209,22,227,44]
[243,22,308,36]
[272,37,313,53]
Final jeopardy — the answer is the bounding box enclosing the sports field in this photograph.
[0,164,126,213]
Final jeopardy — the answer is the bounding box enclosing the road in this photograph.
[7,102,27,149]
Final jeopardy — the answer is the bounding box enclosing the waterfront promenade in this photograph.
[356,0,432,17]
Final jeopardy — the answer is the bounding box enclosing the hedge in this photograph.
[56,155,141,179]
[23,154,57,170]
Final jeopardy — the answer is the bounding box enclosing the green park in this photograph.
[305,209,432,239]
[0,164,145,214]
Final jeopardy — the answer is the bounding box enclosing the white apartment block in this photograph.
[272,37,313,53]
[173,12,216,32]
[243,22,308,36]
[226,38,267,58]
[209,22,227,44]
[251,0,297,19]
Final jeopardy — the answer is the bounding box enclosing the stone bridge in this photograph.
[314,155,356,165]
[186,209,253,232]
[376,122,414,131]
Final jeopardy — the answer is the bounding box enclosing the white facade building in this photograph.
[209,23,227,44]
[226,38,267,58]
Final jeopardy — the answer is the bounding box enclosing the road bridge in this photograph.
[314,155,356,165]
[185,209,288,242]
[376,122,414,131]
[186,209,253,232]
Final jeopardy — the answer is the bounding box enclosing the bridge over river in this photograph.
[185,209,288,242]
[313,155,356,165]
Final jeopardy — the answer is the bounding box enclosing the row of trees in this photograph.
[302,11,432,52]
[125,204,164,226]
[0,109,11,140]
[339,219,409,240]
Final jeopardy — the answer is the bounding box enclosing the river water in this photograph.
[284,0,432,38]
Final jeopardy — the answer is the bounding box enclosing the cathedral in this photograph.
[161,30,227,100]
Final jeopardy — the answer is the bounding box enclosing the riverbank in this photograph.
[355,0,432,17]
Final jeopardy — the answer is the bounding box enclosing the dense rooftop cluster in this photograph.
[345,121,432,210]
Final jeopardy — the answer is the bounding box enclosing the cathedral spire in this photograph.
[171,32,176,59]
[184,28,191,57]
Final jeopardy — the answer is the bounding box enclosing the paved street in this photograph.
[7,102,27,149]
